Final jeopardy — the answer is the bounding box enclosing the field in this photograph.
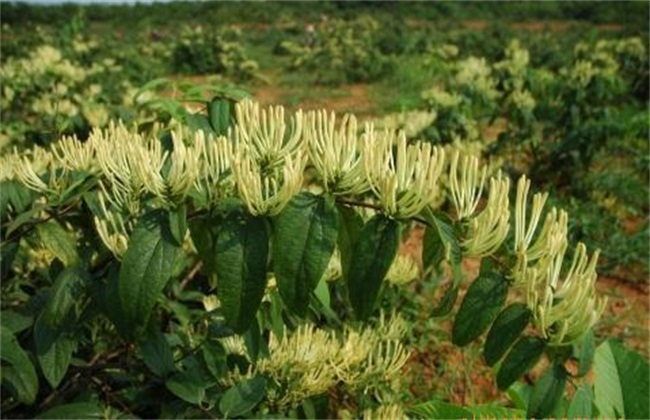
[1,1,648,418]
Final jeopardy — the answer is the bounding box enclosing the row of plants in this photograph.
[1,95,648,418]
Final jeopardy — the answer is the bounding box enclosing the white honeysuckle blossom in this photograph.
[462,173,510,257]
[194,130,234,203]
[448,151,487,220]
[231,145,306,216]
[51,134,97,173]
[233,99,304,169]
[527,243,606,345]
[513,176,549,258]
[303,110,368,195]
[165,128,202,202]
[363,126,445,218]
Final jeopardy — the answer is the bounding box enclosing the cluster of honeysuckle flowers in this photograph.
[2,98,604,345]
[218,312,410,410]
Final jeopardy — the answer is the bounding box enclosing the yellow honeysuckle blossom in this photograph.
[233,99,304,170]
[363,127,445,218]
[448,151,487,220]
[527,243,606,345]
[303,110,368,195]
[231,145,305,216]
[463,173,510,257]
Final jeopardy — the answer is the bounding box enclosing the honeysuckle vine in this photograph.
[1,98,605,346]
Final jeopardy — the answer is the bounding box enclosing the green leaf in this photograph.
[497,336,546,391]
[430,282,459,317]
[574,328,595,377]
[594,339,650,419]
[408,399,471,418]
[37,219,79,266]
[244,317,262,362]
[0,310,33,334]
[219,375,267,418]
[6,203,48,237]
[42,267,88,329]
[202,341,228,380]
[169,205,187,247]
[1,240,19,279]
[117,210,180,337]
[36,402,105,419]
[567,384,593,419]
[452,266,508,346]
[139,327,175,378]
[422,211,462,281]
[215,213,269,333]
[346,215,400,320]
[527,363,568,419]
[273,193,338,315]
[34,316,75,389]
[1,326,39,404]
[208,97,235,136]
[484,303,532,366]
[189,216,216,275]
[336,204,363,280]
[187,112,216,135]
[165,371,206,405]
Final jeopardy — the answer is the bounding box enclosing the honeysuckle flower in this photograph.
[231,145,305,216]
[463,173,510,257]
[363,127,445,218]
[514,176,549,257]
[93,190,129,258]
[527,243,606,345]
[233,99,304,170]
[165,128,202,203]
[194,130,234,204]
[303,110,368,195]
[448,151,487,220]
[51,134,97,173]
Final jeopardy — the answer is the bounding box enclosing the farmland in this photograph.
[1,1,648,418]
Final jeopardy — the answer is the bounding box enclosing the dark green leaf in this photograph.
[36,402,105,419]
[422,211,462,282]
[117,210,180,337]
[594,339,650,419]
[244,317,261,362]
[408,399,471,418]
[215,213,268,333]
[34,316,75,389]
[189,216,216,275]
[452,268,508,346]
[5,180,33,214]
[139,327,175,378]
[430,282,459,317]
[6,203,47,237]
[1,240,19,279]
[42,267,88,329]
[567,384,593,419]
[527,363,568,418]
[273,193,338,315]
[0,310,33,334]
[336,204,363,280]
[165,372,206,405]
[1,326,39,404]
[202,341,227,379]
[169,205,187,247]
[208,97,235,136]
[186,113,214,135]
[484,303,532,366]
[497,336,546,390]
[219,375,267,418]
[37,220,79,267]
[574,328,595,377]
[346,215,400,320]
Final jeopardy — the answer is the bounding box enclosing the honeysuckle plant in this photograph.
[1,94,609,419]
